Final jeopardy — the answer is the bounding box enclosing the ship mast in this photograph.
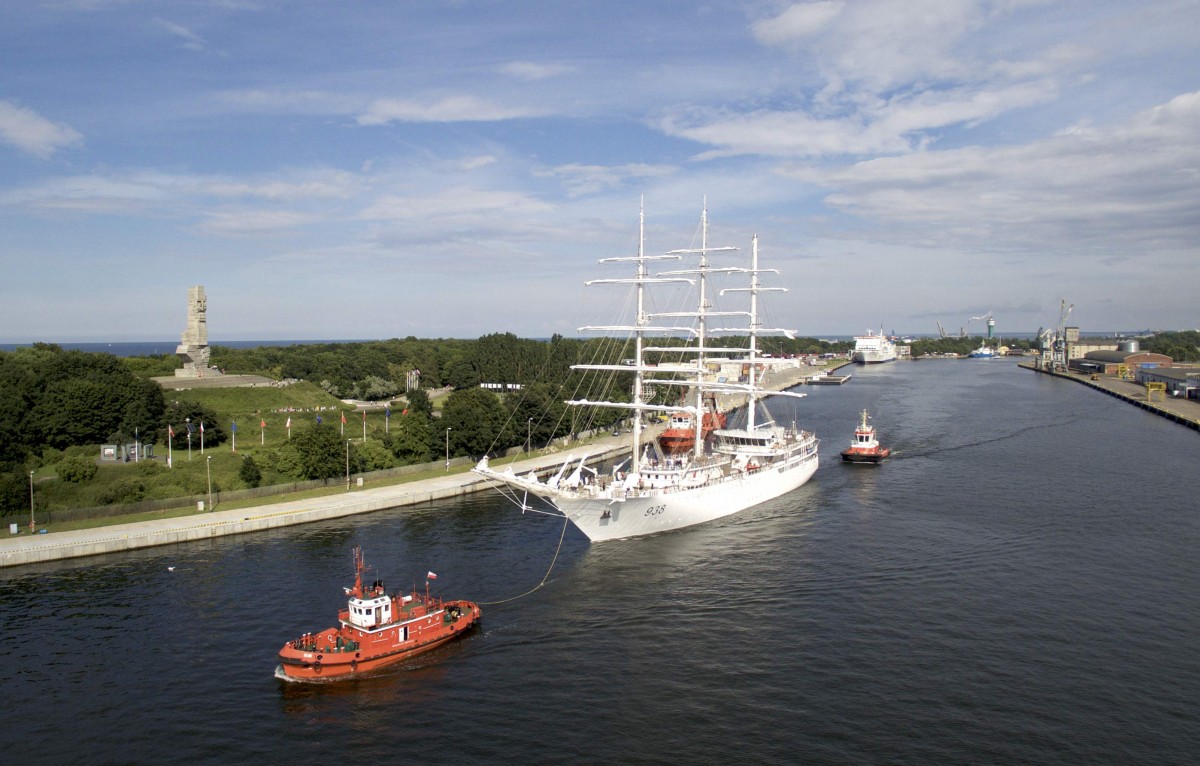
[745,235,761,432]
[692,201,710,460]
[631,202,647,475]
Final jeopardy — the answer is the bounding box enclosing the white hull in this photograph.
[564,453,817,541]
[851,349,897,364]
[475,432,819,542]
[852,331,897,364]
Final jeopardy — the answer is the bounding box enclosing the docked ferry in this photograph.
[851,329,897,364]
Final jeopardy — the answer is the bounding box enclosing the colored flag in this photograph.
[200,421,205,433]
[187,421,195,434]
[286,416,291,428]
[426,571,437,580]
[362,410,367,422]
[341,411,347,424]
[316,415,322,424]
[168,424,175,438]
[231,420,237,432]
[385,407,391,418]
[402,408,408,415]
[260,419,266,428]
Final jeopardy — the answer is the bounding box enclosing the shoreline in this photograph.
[0,361,834,569]
[1019,362,1199,431]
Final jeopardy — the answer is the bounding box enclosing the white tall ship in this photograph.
[851,328,897,364]
[474,203,819,542]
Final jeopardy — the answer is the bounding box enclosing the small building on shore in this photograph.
[1135,366,1200,399]
[1068,349,1173,376]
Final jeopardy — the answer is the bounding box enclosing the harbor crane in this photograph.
[1052,300,1074,370]
[1038,300,1073,370]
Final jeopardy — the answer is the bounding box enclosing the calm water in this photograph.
[2,361,1198,765]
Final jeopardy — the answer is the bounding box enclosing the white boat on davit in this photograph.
[473,202,819,542]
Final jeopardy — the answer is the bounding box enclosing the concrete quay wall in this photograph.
[0,442,632,569]
[1021,362,1200,431]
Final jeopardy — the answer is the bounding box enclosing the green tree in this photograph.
[356,439,395,471]
[239,455,263,488]
[162,401,225,450]
[383,410,434,464]
[444,358,480,390]
[57,454,98,483]
[285,424,347,480]
[403,387,433,418]
[441,387,506,457]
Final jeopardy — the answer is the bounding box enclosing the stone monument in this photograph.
[175,285,220,377]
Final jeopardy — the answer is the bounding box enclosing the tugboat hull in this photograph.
[276,549,481,682]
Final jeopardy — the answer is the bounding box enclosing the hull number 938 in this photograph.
[644,504,667,517]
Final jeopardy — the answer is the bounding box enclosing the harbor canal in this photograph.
[1,360,1197,764]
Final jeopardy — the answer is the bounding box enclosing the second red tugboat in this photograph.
[276,547,481,681]
[840,409,891,465]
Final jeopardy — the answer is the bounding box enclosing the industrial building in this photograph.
[1135,366,1200,399]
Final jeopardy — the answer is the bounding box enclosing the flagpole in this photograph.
[362,410,366,441]
[261,419,265,446]
[168,427,173,469]
[201,422,205,454]
[231,421,236,452]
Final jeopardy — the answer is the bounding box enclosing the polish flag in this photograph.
[168,424,175,437]
[426,571,438,580]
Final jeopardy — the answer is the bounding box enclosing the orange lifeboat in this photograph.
[276,547,481,681]
[658,393,727,455]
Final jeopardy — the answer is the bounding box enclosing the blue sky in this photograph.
[2,0,1197,342]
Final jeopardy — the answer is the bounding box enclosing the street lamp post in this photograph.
[205,455,213,512]
[445,427,452,472]
[29,470,35,532]
[346,439,351,491]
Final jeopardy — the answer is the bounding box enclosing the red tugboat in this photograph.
[276,548,481,681]
[840,409,891,465]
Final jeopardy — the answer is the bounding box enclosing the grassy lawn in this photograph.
[30,460,483,534]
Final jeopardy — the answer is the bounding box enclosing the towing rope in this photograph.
[477,511,571,605]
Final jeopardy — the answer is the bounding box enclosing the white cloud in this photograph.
[359,187,553,223]
[197,210,318,236]
[751,1,844,45]
[0,101,83,158]
[0,168,362,217]
[356,95,546,125]
[540,163,678,197]
[787,90,1200,255]
[499,61,573,80]
[156,18,206,51]
[215,88,362,114]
